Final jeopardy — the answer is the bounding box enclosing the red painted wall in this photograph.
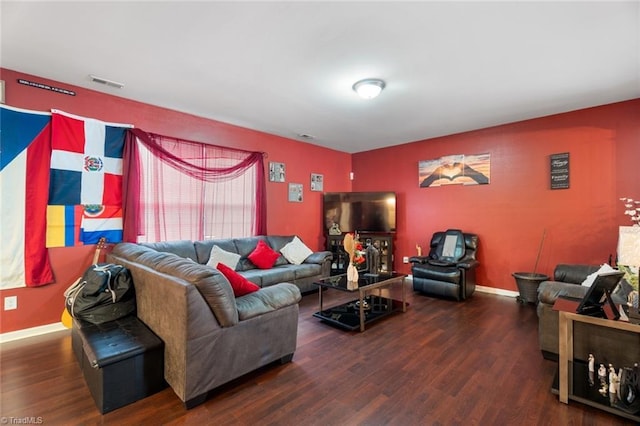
[0,68,352,333]
[2,68,638,334]
[353,99,640,291]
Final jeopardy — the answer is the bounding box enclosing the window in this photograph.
[129,130,264,243]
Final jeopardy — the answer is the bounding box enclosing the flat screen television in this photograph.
[323,191,396,234]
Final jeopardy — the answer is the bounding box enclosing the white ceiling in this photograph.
[2,1,639,154]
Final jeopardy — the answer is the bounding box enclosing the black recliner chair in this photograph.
[410,229,479,301]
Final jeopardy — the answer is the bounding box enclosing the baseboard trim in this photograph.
[407,275,519,299]
[475,285,519,299]
[0,322,67,344]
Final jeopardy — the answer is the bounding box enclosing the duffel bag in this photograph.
[64,263,136,324]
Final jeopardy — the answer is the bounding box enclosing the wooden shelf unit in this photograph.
[555,300,640,420]
[326,233,394,276]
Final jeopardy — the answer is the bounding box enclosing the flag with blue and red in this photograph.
[47,110,131,246]
[0,105,54,289]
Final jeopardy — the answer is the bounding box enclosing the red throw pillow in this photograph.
[216,262,260,297]
[248,240,280,269]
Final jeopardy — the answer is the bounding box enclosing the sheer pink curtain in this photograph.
[123,129,266,242]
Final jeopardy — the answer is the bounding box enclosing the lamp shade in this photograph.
[352,79,385,99]
[618,226,640,267]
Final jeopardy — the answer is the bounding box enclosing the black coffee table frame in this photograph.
[312,272,406,332]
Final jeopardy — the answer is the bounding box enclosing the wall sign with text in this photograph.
[550,152,570,189]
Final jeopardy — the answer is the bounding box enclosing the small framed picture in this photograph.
[311,173,323,192]
[269,162,285,182]
[288,183,303,202]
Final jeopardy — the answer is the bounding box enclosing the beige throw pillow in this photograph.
[207,245,241,270]
[280,236,313,265]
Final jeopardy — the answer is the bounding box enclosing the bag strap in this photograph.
[65,279,86,319]
[63,277,83,299]
[92,264,119,303]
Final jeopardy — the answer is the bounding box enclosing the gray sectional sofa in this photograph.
[537,264,639,364]
[106,235,332,408]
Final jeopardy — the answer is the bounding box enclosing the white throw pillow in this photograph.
[581,263,616,287]
[280,236,313,265]
[207,245,241,270]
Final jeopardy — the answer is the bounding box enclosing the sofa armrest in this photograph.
[304,251,333,265]
[409,256,429,264]
[458,259,480,270]
[235,283,302,321]
[110,243,239,327]
[537,280,587,305]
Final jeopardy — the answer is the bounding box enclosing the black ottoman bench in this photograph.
[71,315,167,413]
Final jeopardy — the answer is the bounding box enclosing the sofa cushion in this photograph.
[234,237,263,271]
[553,264,600,284]
[266,235,296,266]
[235,283,301,321]
[238,269,264,287]
[207,245,241,270]
[280,236,313,265]
[256,266,297,287]
[291,263,322,280]
[194,239,237,264]
[140,240,198,262]
[216,263,260,297]
[581,263,616,286]
[248,240,280,269]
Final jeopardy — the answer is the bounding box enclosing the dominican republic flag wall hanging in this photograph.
[46,110,132,247]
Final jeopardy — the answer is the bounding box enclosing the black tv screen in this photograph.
[323,191,396,234]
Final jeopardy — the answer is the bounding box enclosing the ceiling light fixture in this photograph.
[352,78,385,99]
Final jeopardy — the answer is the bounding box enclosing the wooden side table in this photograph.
[555,298,640,419]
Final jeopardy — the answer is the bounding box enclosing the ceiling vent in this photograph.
[89,74,124,89]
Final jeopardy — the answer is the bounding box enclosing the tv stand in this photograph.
[326,233,394,276]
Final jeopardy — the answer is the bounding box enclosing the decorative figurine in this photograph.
[329,222,342,235]
[598,364,607,379]
[609,366,619,404]
[366,244,380,276]
[588,354,595,372]
[609,366,617,394]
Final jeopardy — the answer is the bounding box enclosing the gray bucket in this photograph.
[512,272,549,304]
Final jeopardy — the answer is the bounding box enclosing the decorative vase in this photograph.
[347,263,359,289]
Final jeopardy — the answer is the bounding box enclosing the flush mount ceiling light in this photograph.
[352,78,385,99]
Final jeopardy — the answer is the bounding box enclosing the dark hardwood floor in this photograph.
[1,282,636,425]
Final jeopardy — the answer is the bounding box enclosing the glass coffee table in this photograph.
[312,272,407,332]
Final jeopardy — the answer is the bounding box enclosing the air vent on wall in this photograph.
[89,74,125,89]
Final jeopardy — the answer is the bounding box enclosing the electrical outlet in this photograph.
[403,256,409,264]
[4,295,17,311]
